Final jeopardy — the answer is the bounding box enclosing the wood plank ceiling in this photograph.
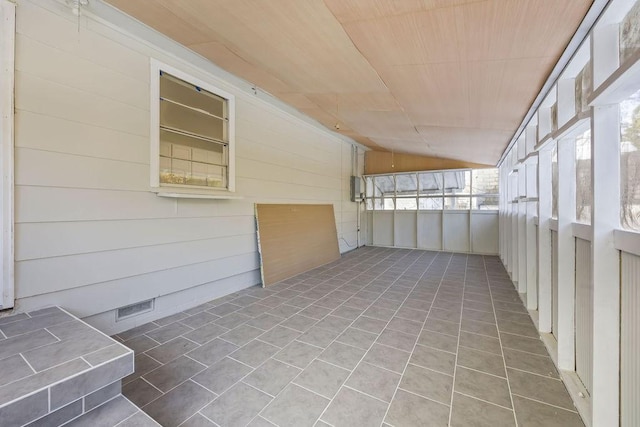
[106,0,593,165]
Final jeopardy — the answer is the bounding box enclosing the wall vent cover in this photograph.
[116,299,154,321]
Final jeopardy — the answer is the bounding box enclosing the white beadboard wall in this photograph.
[12,0,362,334]
[621,251,640,427]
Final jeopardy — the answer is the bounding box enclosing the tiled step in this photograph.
[0,307,135,426]
[62,395,160,427]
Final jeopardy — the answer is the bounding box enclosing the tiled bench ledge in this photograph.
[0,306,151,426]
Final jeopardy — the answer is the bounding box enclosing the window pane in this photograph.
[382,198,395,210]
[444,196,470,210]
[365,177,375,197]
[472,169,499,195]
[621,89,640,231]
[419,197,443,210]
[366,199,374,210]
[161,72,225,118]
[472,196,499,210]
[575,129,592,223]
[396,198,417,210]
[443,171,471,195]
[395,173,417,196]
[374,175,395,197]
[418,172,443,195]
[552,143,558,219]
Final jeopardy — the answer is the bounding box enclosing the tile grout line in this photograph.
[511,392,581,413]
[447,253,469,426]
[377,252,453,427]
[484,255,519,425]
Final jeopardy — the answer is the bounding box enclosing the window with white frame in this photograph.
[151,61,235,194]
[620,88,640,231]
[364,168,498,211]
[575,129,592,224]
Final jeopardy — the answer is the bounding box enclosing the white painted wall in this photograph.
[367,210,499,255]
[11,0,362,334]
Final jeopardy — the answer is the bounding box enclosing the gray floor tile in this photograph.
[220,325,264,347]
[346,361,400,402]
[145,337,199,364]
[417,329,458,353]
[180,312,218,329]
[462,308,497,324]
[457,346,506,377]
[192,357,253,394]
[183,323,229,345]
[429,307,462,324]
[186,338,238,366]
[274,341,323,369]
[298,305,333,320]
[261,384,329,427]
[351,316,387,334]
[331,305,364,320]
[503,349,559,378]
[145,380,215,427]
[123,378,163,407]
[454,366,512,408]
[385,389,450,426]
[500,333,547,355]
[0,311,72,338]
[512,395,584,427]
[507,368,575,410]
[267,304,301,318]
[214,312,252,329]
[294,360,350,399]
[258,326,301,348]
[410,344,456,375]
[146,322,193,344]
[124,354,161,384]
[386,316,423,336]
[313,315,352,334]
[0,329,58,360]
[451,392,516,427]
[143,355,206,392]
[396,306,429,322]
[362,306,396,322]
[459,331,502,355]
[280,314,319,332]
[423,318,460,337]
[336,327,377,350]
[497,319,539,338]
[179,413,217,427]
[207,303,242,317]
[122,335,159,354]
[154,312,189,326]
[200,383,271,427]
[399,363,453,405]
[318,342,365,370]
[377,329,417,352]
[363,343,411,373]
[244,359,301,396]
[229,339,280,367]
[247,416,277,427]
[321,387,388,427]
[245,314,284,331]
[297,326,341,348]
[461,317,499,337]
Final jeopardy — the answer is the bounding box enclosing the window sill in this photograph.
[152,187,242,200]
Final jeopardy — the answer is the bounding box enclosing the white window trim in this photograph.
[149,59,236,196]
[0,0,14,309]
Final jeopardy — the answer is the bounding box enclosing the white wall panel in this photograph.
[417,212,442,250]
[394,211,417,248]
[471,212,498,254]
[444,212,470,252]
[575,237,593,394]
[372,211,394,246]
[621,251,640,427]
[552,230,559,339]
[11,0,361,333]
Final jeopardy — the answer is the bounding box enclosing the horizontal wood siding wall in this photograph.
[13,0,360,333]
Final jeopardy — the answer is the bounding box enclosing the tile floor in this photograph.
[114,247,585,427]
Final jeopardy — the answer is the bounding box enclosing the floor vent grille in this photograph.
[116,299,154,321]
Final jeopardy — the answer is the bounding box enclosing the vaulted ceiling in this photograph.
[106,0,593,165]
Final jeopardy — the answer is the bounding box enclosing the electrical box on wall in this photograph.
[350,176,363,202]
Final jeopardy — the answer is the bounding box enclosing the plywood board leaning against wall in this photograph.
[255,204,340,286]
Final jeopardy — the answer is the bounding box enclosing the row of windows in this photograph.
[364,169,499,211]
